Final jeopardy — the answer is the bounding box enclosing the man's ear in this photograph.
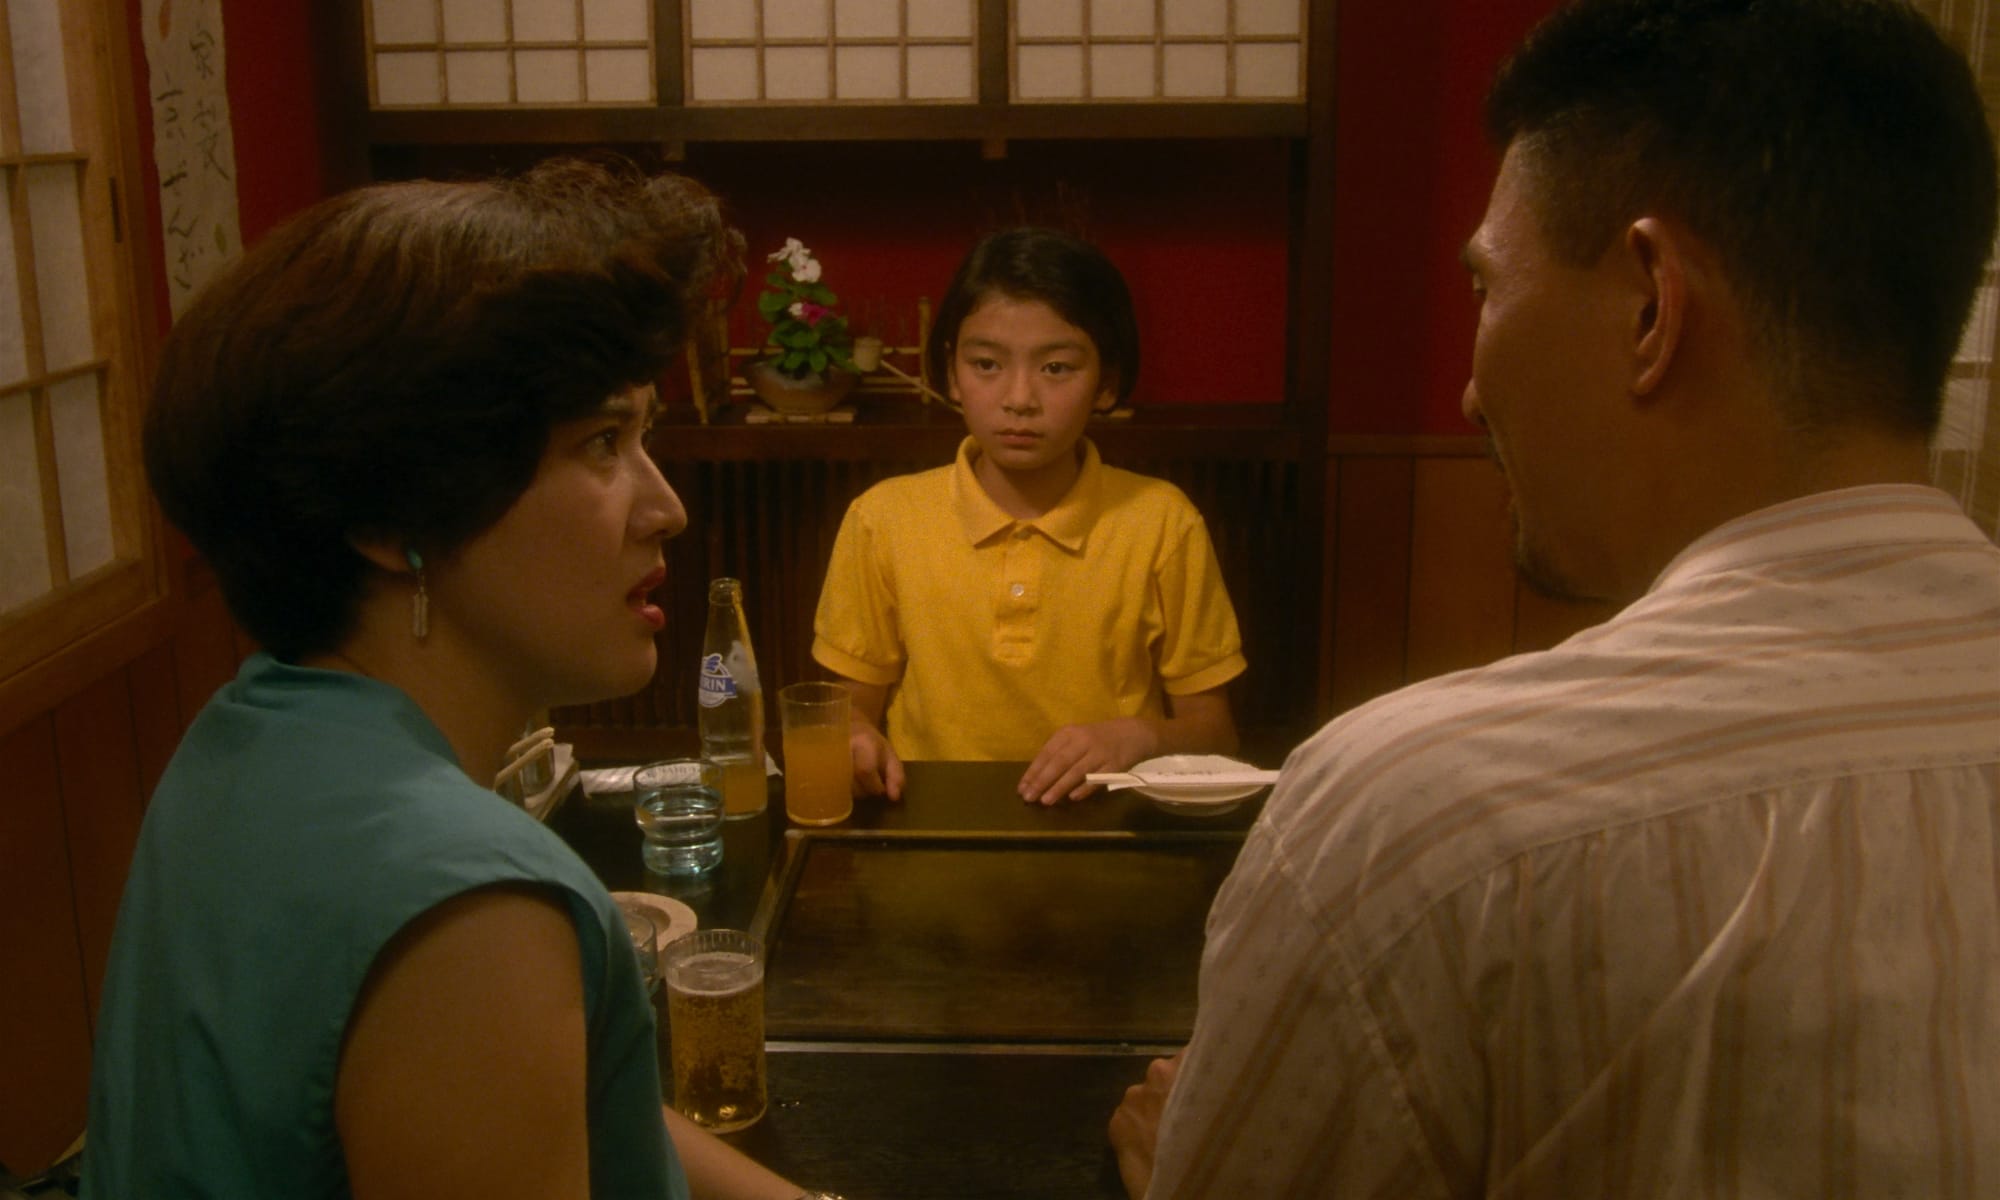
[1625,216,1687,398]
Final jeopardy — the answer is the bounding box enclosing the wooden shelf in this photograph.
[646,400,1298,462]
[363,103,1309,148]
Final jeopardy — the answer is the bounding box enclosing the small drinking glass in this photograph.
[619,905,660,996]
[633,759,725,877]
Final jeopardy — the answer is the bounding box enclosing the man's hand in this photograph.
[1017,717,1159,805]
[1109,1052,1183,1199]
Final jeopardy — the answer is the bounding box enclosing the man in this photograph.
[1110,0,2000,1195]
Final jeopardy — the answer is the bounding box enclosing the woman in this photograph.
[85,158,826,1200]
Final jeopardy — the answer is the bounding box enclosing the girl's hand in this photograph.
[1018,718,1158,805]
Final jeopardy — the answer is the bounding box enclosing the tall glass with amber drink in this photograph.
[664,929,767,1132]
[779,681,852,825]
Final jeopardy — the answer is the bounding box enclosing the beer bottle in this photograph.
[697,577,767,818]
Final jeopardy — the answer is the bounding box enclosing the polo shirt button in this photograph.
[1010,583,1026,597]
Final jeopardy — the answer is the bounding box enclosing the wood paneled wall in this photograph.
[0,572,246,1176]
[0,440,1612,1176]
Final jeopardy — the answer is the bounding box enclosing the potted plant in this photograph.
[747,237,860,414]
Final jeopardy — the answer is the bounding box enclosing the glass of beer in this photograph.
[779,681,852,825]
[663,929,767,1132]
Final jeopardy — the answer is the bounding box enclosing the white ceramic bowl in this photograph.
[1128,754,1271,816]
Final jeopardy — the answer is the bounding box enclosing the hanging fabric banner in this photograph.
[139,0,244,318]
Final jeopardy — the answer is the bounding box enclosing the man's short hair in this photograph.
[1486,0,1997,433]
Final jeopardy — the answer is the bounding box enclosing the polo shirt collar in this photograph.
[951,435,1103,551]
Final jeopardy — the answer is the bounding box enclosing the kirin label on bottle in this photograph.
[698,653,737,707]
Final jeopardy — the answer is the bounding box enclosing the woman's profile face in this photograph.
[423,384,685,710]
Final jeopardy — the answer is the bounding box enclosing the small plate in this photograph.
[1128,754,1271,816]
[611,890,698,954]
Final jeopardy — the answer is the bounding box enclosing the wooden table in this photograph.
[549,761,1264,1199]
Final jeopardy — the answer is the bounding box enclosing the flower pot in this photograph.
[744,359,859,416]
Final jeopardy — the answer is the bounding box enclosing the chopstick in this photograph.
[1085,769,1280,791]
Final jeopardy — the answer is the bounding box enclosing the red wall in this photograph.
[127,0,1561,433]
[1329,0,1562,434]
[682,138,1293,408]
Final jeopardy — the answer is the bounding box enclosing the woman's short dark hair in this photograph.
[144,156,742,662]
[926,227,1141,405]
[1485,0,1998,433]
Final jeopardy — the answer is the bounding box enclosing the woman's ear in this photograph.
[346,533,417,576]
[1625,216,1687,398]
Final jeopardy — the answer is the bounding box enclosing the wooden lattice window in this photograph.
[367,0,655,107]
[1918,0,2000,540]
[1013,0,1306,101]
[0,0,158,689]
[684,0,977,104]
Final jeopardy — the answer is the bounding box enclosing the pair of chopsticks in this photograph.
[1085,769,1281,792]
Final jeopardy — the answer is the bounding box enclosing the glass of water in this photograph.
[633,759,724,877]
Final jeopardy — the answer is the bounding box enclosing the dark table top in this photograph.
[548,760,1264,1198]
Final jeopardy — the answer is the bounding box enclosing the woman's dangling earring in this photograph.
[406,548,429,642]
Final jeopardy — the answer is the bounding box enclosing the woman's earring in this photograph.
[406,548,429,642]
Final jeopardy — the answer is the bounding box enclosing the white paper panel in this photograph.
[1090,0,1154,38]
[906,0,972,38]
[11,0,73,155]
[0,186,27,387]
[835,0,898,38]
[835,45,901,99]
[1955,283,1996,366]
[372,0,439,44]
[1163,0,1227,37]
[689,47,760,101]
[25,166,92,371]
[905,44,973,99]
[689,0,757,40]
[1236,0,1302,37]
[50,373,111,576]
[516,49,583,100]
[1233,41,1298,97]
[512,0,579,41]
[443,0,509,43]
[1017,44,1083,99]
[764,46,829,100]
[1161,42,1225,97]
[1934,376,1986,452]
[763,0,828,40]
[0,392,51,609]
[584,48,651,100]
[444,50,512,102]
[375,52,444,105]
[582,0,649,40]
[1090,44,1153,97]
[1017,0,1081,39]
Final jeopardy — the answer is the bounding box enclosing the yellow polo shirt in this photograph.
[812,437,1246,761]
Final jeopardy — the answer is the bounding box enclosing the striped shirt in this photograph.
[1151,485,2000,1199]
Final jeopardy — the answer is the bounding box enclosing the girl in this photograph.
[811,228,1246,806]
